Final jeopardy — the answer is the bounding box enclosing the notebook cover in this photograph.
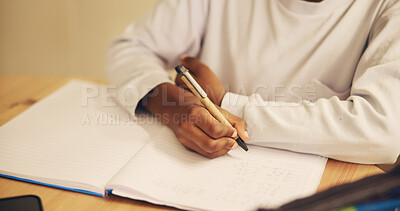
[0,173,109,197]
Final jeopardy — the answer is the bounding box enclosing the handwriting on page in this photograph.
[108,123,326,210]
[217,161,301,208]
[149,158,309,209]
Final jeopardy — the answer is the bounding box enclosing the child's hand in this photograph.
[175,55,226,106]
[171,102,245,158]
[141,83,248,158]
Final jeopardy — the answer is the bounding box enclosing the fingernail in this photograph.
[180,54,188,60]
[231,130,237,138]
[231,143,238,150]
[244,131,249,139]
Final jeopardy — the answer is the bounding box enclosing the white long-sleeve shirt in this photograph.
[106,0,400,164]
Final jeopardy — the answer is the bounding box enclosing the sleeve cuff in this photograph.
[220,92,250,118]
[116,73,174,115]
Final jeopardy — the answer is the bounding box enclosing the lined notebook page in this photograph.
[108,124,327,211]
[0,80,150,194]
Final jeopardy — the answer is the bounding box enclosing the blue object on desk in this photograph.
[354,197,400,211]
[0,173,111,197]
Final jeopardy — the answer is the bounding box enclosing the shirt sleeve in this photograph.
[106,0,209,114]
[221,2,400,164]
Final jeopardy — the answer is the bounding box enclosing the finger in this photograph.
[178,136,232,158]
[179,121,236,153]
[207,148,232,158]
[218,106,250,142]
[194,108,236,139]
[177,135,207,154]
[191,126,236,153]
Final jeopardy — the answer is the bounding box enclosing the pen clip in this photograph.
[175,65,208,98]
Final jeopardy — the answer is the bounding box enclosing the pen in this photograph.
[175,65,249,151]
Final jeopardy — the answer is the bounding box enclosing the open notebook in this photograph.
[0,80,327,210]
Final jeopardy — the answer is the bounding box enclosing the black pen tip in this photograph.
[235,137,248,151]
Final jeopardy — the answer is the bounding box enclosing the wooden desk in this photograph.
[0,75,384,210]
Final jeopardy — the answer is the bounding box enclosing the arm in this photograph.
[181,4,400,164]
[106,0,209,113]
[221,3,400,164]
[106,0,249,158]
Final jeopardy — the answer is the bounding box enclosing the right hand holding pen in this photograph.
[141,83,248,158]
[173,101,239,158]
